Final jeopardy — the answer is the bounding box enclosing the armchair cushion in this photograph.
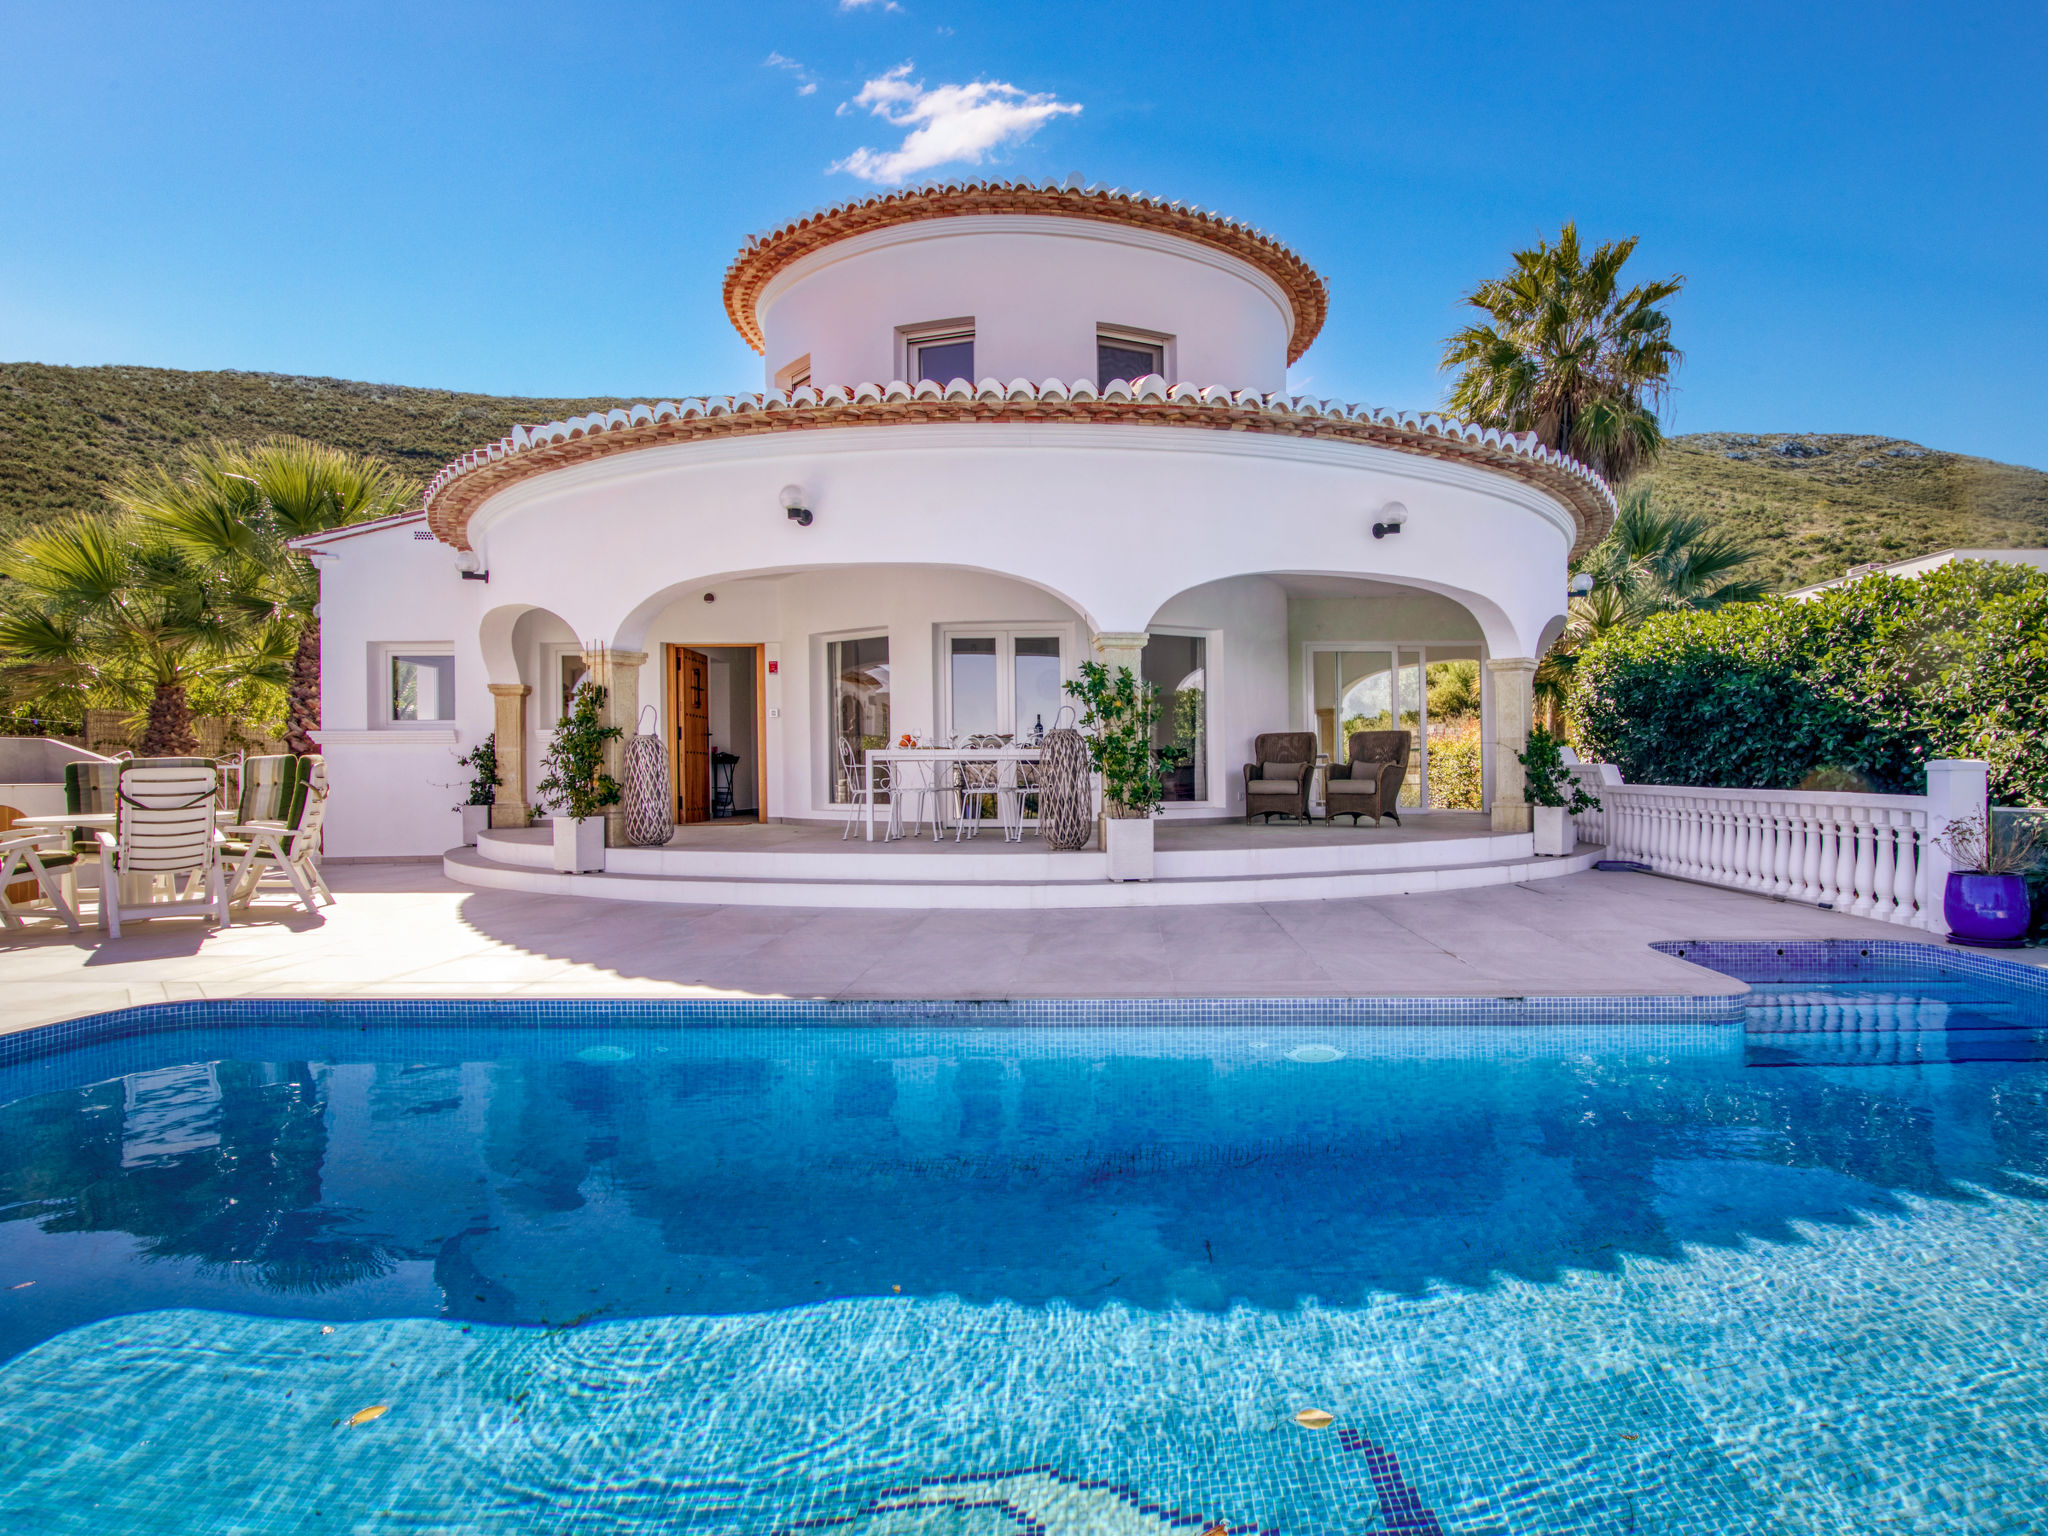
[1259,760,1306,781]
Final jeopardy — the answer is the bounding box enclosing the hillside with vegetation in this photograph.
[1644,432,2048,592]
[4,364,2045,593]
[0,362,637,527]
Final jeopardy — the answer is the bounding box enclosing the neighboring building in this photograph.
[1787,548,2048,600]
[299,180,1614,861]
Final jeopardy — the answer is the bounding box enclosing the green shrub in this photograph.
[1573,560,2048,804]
[1427,723,1483,809]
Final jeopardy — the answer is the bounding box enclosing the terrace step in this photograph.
[444,842,1602,910]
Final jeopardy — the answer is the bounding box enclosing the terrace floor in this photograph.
[4,858,2037,1036]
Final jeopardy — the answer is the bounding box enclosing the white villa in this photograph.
[301,179,1623,906]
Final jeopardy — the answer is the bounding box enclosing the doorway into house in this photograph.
[667,644,764,825]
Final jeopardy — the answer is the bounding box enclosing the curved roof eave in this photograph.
[421,378,1616,558]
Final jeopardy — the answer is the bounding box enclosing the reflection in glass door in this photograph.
[1309,646,1449,810]
[948,637,999,736]
[943,632,1064,740]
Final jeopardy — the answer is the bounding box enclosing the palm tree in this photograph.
[0,516,277,754]
[1536,484,1768,721]
[1442,224,1684,482]
[128,438,416,753]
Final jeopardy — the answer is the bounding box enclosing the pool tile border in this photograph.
[0,990,1751,1069]
[1652,937,2048,994]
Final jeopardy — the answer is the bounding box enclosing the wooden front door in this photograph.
[673,647,711,823]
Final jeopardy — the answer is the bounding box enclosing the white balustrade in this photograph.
[1579,773,1944,930]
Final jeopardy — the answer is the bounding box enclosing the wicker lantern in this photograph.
[622,706,674,847]
[1039,727,1094,851]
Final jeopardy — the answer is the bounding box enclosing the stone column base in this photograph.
[1490,801,1533,834]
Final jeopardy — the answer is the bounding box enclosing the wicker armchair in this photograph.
[1241,732,1318,823]
[1326,731,1409,826]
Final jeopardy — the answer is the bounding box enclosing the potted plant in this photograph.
[1516,725,1600,855]
[452,733,499,845]
[1065,661,1164,881]
[535,682,622,872]
[1936,813,2040,947]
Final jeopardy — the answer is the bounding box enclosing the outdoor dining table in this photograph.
[860,745,1043,841]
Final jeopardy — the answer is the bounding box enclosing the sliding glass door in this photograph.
[1308,644,1482,810]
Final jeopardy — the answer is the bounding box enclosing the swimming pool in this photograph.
[0,954,2044,1534]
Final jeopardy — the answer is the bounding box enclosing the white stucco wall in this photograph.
[314,419,1574,852]
[757,218,1293,394]
[463,424,1571,663]
[310,519,486,858]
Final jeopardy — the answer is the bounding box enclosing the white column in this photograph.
[1922,759,1991,925]
[1485,657,1537,834]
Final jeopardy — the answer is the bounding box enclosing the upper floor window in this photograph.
[906,325,975,385]
[1098,329,1168,384]
[775,353,812,392]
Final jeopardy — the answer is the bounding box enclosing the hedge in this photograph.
[1572,560,2048,805]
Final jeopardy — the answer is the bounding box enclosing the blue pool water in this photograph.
[1,962,2046,1533]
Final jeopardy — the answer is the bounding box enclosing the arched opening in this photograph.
[476,601,583,826]
[1144,572,1498,820]
[603,563,1097,828]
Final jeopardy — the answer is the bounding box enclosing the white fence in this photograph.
[1565,761,1990,931]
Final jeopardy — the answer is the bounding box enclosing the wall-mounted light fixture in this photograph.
[1568,572,1595,598]
[457,550,489,582]
[780,484,813,527]
[1370,501,1407,540]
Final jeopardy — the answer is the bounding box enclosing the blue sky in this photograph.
[4,2,2044,467]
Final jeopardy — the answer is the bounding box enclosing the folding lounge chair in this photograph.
[97,763,230,938]
[0,832,81,932]
[225,756,334,913]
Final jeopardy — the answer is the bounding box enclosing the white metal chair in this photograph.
[887,753,949,842]
[0,832,81,932]
[225,756,335,913]
[97,764,229,938]
[837,738,878,842]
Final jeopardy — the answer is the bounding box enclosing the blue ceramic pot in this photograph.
[1944,872,2032,943]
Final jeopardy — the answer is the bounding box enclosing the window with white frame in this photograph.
[542,644,589,726]
[1141,632,1209,802]
[775,353,812,392]
[904,323,975,385]
[939,627,1070,742]
[827,634,891,803]
[377,645,455,726]
[1097,328,1170,384]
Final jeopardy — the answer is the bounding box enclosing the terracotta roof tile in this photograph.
[421,376,1616,558]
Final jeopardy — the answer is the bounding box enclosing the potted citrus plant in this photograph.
[1065,661,1163,881]
[535,682,621,873]
[1936,814,2039,947]
[1516,725,1600,855]
[452,733,499,845]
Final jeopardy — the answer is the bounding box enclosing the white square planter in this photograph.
[458,804,492,847]
[552,815,606,873]
[1102,815,1155,882]
[1532,805,1572,856]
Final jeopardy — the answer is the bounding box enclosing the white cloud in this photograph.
[831,64,1081,184]
[840,0,903,11]
[764,51,819,97]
